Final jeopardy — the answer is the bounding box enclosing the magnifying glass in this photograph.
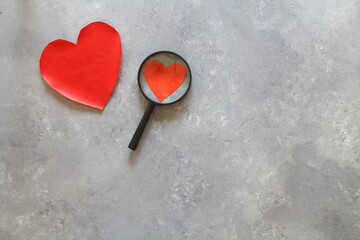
[128,51,191,150]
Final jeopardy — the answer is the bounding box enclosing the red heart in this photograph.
[40,22,121,109]
[143,60,187,102]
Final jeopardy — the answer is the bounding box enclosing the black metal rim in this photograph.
[137,50,192,105]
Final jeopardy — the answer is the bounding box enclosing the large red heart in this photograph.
[40,22,121,109]
[143,60,187,102]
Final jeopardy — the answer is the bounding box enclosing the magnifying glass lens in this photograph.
[138,52,191,104]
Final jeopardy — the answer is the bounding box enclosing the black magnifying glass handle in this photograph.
[128,102,155,150]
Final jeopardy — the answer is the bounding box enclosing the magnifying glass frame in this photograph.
[128,51,192,150]
[137,51,192,105]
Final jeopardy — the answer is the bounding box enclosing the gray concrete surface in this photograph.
[1,0,360,239]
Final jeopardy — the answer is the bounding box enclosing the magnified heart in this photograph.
[143,60,187,102]
[39,22,122,109]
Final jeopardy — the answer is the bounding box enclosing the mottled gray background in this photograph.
[1,0,360,239]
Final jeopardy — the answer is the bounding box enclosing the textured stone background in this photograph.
[1,0,360,239]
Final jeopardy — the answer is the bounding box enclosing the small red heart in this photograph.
[143,60,187,102]
[40,22,121,109]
